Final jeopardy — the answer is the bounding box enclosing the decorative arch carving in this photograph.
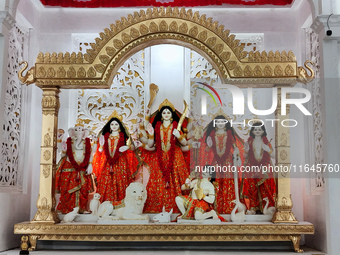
[23,7,308,88]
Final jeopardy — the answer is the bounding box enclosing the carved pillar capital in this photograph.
[41,88,60,116]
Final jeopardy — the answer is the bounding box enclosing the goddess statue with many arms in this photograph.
[138,99,190,213]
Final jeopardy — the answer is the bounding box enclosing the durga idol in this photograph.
[140,99,190,213]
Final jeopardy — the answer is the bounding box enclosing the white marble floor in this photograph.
[0,247,325,255]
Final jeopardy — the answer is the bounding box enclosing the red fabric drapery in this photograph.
[40,0,293,8]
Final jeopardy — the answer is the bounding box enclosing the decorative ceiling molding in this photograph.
[19,7,312,89]
[0,11,16,33]
[39,0,293,8]
[311,14,340,36]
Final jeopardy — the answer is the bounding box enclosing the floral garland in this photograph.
[103,132,125,166]
[247,136,270,166]
[211,129,234,166]
[155,121,177,184]
[66,137,91,172]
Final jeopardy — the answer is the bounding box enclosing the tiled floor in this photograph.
[0,247,325,255]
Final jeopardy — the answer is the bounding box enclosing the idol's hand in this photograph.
[172,129,180,138]
[147,123,154,135]
[61,141,67,153]
[99,135,105,146]
[244,142,249,153]
[192,141,201,149]
[185,178,191,186]
[87,164,93,175]
[262,143,271,152]
[234,147,240,156]
[119,145,129,152]
[207,136,213,148]
[134,140,143,148]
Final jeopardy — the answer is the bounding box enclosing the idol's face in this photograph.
[253,126,264,137]
[74,126,85,134]
[202,170,211,179]
[162,108,172,121]
[110,120,120,132]
[215,119,226,130]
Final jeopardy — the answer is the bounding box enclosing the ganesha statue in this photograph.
[55,123,94,214]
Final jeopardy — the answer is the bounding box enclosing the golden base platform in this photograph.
[14,221,314,253]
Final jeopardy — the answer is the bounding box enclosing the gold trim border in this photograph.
[15,222,314,236]
[15,222,314,252]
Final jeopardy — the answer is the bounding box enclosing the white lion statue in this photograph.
[98,182,148,220]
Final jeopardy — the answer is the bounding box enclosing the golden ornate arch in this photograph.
[16,7,314,252]
[21,7,313,88]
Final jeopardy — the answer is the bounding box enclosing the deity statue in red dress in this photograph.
[140,99,190,213]
[55,124,93,214]
[240,122,276,214]
[92,111,137,203]
[202,114,242,214]
[176,169,225,221]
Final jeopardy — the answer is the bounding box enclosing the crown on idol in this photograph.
[213,108,230,120]
[107,110,123,122]
[158,99,175,111]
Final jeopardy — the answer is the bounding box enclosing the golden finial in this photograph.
[107,110,123,122]
[158,99,175,111]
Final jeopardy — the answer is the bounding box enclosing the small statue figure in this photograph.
[55,124,93,214]
[97,182,148,221]
[89,193,101,215]
[61,207,79,223]
[153,206,173,223]
[230,199,246,223]
[263,197,275,216]
[175,169,222,221]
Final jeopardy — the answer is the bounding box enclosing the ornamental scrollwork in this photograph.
[1,24,27,189]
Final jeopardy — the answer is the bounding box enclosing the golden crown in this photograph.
[213,108,229,120]
[158,99,175,111]
[107,110,123,122]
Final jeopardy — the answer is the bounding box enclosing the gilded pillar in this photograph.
[272,87,298,223]
[32,88,60,224]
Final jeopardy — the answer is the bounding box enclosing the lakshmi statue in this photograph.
[55,124,93,214]
[240,122,276,214]
[202,114,242,214]
[92,111,137,203]
[140,99,190,213]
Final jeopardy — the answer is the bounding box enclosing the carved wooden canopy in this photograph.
[20,7,313,89]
